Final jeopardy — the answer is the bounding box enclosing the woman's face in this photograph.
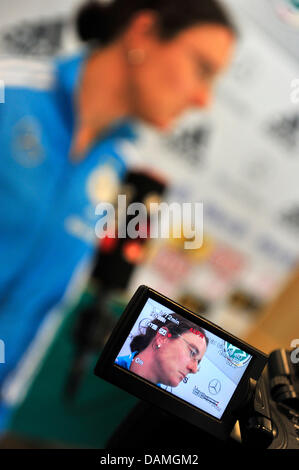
[155,330,207,387]
[127,22,235,130]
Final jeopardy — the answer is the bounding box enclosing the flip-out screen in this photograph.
[115,297,252,419]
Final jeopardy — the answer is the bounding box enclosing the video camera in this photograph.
[94,286,299,449]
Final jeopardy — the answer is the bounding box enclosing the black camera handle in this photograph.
[238,348,299,448]
[238,372,275,448]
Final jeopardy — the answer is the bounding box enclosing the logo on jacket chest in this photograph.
[12,116,45,167]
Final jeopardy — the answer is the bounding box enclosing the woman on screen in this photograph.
[115,314,208,387]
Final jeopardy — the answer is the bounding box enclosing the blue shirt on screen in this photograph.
[115,352,162,388]
[115,351,139,370]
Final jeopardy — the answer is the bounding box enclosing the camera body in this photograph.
[94,285,299,449]
[239,349,299,449]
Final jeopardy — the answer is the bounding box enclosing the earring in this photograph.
[156,344,161,350]
[127,49,146,66]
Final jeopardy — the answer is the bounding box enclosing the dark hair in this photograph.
[77,0,237,45]
[130,312,209,354]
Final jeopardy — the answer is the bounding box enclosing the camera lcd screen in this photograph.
[114,297,252,420]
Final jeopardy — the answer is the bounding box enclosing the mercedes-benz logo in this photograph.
[208,379,221,395]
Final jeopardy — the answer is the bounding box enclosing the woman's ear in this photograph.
[156,326,171,345]
[122,10,159,51]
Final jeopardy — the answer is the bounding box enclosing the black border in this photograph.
[94,285,268,440]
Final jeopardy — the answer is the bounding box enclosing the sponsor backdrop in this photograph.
[126,3,299,337]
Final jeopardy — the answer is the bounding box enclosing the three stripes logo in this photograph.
[0,80,4,103]
[0,340,5,364]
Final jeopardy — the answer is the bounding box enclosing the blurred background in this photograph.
[0,0,299,448]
